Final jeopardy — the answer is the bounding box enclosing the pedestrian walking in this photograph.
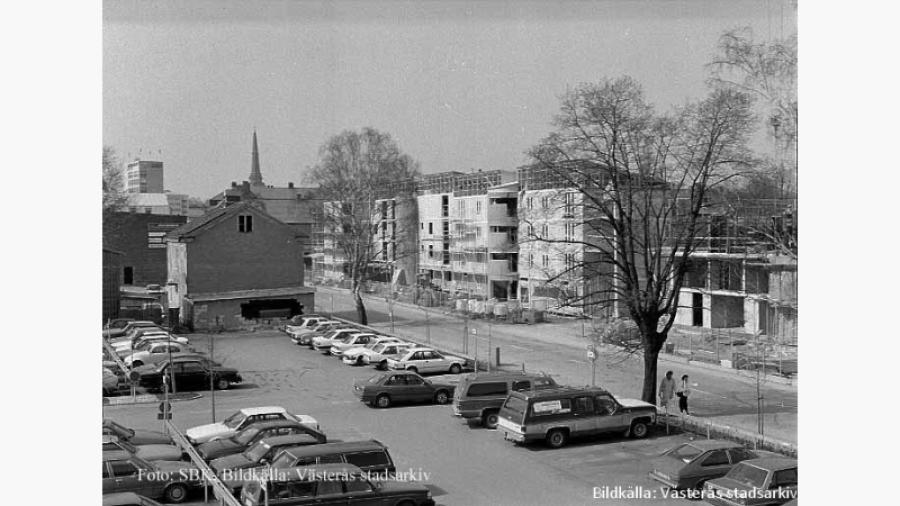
[677,374,691,415]
[658,371,676,411]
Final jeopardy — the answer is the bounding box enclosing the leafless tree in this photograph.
[524,76,754,403]
[307,128,420,324]
[103,146,128,246]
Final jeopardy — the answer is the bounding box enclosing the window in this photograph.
[385,375,407,386]
[110,460,139,477]
[467,382,508,397]
[594,395,617,415]
[345,451,390,468]
[701,450,730,467]
[271,481,315,499]
[344,478,373,493]
[771,468,798,487]
[238,215,254,233]
[530,398,571,416]
[476,201,482,214]
[728,448,757,464]
[181,362,205,373]
[144,207,152,214]
[541,224,548,237]
[564,192,575,216]
[541,196,549,208]
[542,255,549,268]
[405,375,424,385]
[574,396,594,414]
[428,222,433,234]
[428,245,434,258]
[565,223,576,241]
[564,254,575,271]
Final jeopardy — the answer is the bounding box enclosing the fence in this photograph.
[657,412,797,458]
[664,327,798,378]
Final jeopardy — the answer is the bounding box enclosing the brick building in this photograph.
[103,212,189,286]
[165,201,314,330]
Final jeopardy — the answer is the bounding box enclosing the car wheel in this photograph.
[395,501,416,506]
[482,410,500,429]
[449,363,462,374]
[434,390,450,404]
[630,420,650,439]
[216,378,231,390]
[375,394,391,408]
[377,360,387,370]
[406,366,418,374]
[132,360,143,368]
[356,356,364,366]
[164,483,189,503]
[546,429,568,449]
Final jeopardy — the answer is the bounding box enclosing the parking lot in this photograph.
[103,328,732,505]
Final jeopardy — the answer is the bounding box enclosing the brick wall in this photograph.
[105,212,188,286]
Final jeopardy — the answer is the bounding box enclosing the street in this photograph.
[313,286,798,444]
[105,330,709,506]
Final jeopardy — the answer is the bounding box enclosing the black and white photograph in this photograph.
[13,0,893,504]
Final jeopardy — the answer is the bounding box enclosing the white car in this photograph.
[108,328,168,347]
[311,328,360,352]
[340,337,404,365]
[123,341,195,367]
[185,406,319,445]
[358,342,417,368]
[113,334,189,354]
[284,316,326,335]
[328,333,380,356]
[386,347,466,374]
[288,320,342,339]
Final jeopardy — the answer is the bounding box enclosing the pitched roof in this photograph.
[166,201,285,240]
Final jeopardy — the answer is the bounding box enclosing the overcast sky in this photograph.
[103,0,796,198]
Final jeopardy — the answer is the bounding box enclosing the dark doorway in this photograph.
[240,299,302,319]
[123,266,134,285]
[691,293,703,327]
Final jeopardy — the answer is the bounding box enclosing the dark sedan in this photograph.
[197,420,327,461]
[102,452,201,504]
[210,434,326,474]
[353,371,455,408]
[138,356,242,392]
[649,440,769,491]
[704,457,798,505]
[103,419,171,446]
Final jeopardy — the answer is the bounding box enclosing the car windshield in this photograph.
[503,396,528,416]
[338,334,355,343]
[367,374,383,384]
[270,452,293,468]
[243,441,271,462]
[371,344,386,353]
[234,427,263,445]
[223,412,247,429]
[726,462,769,489]
[134,341,155,351]
[665,444,704,463]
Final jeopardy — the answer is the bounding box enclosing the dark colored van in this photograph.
[269,440,395,476]
[452,372,558,429]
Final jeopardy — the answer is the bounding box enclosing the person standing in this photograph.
[677,374,691,415]
[658,371,676,411]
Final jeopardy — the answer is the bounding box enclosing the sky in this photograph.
[103,0,797,199]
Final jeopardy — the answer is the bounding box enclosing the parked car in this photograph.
[362,342,416,369]
[103,367,122,396]
[649,440,771,491]
[354,371,455,408]
[197,420,327,461]
[328,332,380,356]
[103,419,171,446]
[703,457,798,505]
[137,356,242,392]
[185,406,319,445]
[102,434,184,462]
[284,315,325,334]
[240,464,434,506]
[114,333,189,354]
[210,434,326,474]
[108,327,167,347]
[341,337,404,365]
[311,328,362,352]
[497,386,657,448]
[291,321,346,345]
[288,320,342,342]
[102,492,163,506]
[269,440,396,476]
[452,372,559,428]
[123,341,197,367]
[386,347,466,374]
[102,452,200,503]
[104,320,158,339]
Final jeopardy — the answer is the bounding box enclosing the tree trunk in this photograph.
[353,288,368,325]
[641,344,660,404]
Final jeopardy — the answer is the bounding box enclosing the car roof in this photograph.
[266,464,364,482]
[739,457,798,471]
[257,434,321,446]
[460,371,551,382]
[240,406,288,416]
[509,386,611,400]
[681,440,743,451]
[277,439,386,458]
[239,419,306,431]
[102,450,136,461]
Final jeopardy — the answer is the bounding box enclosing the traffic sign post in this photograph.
[586,344,598,387]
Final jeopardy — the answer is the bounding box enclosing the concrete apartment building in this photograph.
[672,200,797,340]
[416,170,519,300]
[120,159,191,216]
[126,160,164,193]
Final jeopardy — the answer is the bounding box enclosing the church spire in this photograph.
[249,130,263,186]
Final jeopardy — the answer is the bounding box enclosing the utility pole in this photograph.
[209,334,216,423]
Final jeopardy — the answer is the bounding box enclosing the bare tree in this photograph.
[525,76,754,403]
[708,27,797,196]
[103,146,128,246]
[307,128,420,324]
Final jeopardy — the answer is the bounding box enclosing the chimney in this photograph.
[231,181,237,188]
[288,182,294,188]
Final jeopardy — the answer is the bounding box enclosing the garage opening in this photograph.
[240,299,303,319]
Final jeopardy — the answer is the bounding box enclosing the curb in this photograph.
[103,392,203,406]
[656,412,797,458]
